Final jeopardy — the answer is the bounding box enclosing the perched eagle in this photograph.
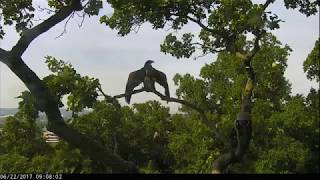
[125,60,170,104]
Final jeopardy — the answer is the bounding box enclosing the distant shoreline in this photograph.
[0,108,19,116]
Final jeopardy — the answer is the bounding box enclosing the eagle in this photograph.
[125,60,170,104]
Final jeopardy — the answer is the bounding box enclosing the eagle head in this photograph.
[144,60,154,66]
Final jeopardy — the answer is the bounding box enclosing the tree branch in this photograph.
[55,11,75,39]
[113,88,208,120]
[0,48,10,64]
[97,85,121,109]
[11,0,83,57]
[169,12,215,33]
[1,55,138,172]
[212,54,255,174]
[186,15,215,34]
[113,88,145,99]
[112,88,224,142]
[262,0,275,10]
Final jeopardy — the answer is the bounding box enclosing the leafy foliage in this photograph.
[303,40,319,82]
[43,56,100,113]
[0,0,34,38]
[160,33,196,59]
[283,0,320,16]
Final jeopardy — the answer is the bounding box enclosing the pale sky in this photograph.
[0,0,319,112]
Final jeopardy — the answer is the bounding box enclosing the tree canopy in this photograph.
[0,0,319,174]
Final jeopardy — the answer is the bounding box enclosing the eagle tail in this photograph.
[125,94,131,104]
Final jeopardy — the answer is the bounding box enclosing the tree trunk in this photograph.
[211,58,256,174]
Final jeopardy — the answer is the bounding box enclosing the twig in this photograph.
[132,23,142,34]
[55,11,75,39]
[77,12,86,28]
[193,52,211,60]
[36,5,55,14]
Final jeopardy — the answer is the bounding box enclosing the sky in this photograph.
[0,0,319,113]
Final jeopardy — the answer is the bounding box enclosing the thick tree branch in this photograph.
[11,0,83,57]
[262,0,275,10]
[0,48,10,64]
[1,55,137,173]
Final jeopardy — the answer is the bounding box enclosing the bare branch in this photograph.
[76,12,86,28]
[36,5,55,14]
[55,11,75,39]
[193,52,211,60]
[11,0,83,57]
[186,15,215,34]
[132,23,142,34]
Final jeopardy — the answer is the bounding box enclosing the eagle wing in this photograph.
[153,68,170,98]
[125,68,145,104]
